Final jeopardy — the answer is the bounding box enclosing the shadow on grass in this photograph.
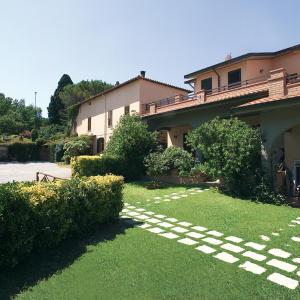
[0,218,139,300]
[128,180,208,190]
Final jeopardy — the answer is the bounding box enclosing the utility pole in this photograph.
[34,91,38,129]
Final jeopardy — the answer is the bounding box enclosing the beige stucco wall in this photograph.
[167,125,192,148]
[272,51,300,75]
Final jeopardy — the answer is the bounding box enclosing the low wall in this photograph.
[0,145,8,161]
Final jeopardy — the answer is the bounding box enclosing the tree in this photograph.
[47,74,73,124]
[105,114,157,179]
[59,80,113,107]
[186,117,262,197]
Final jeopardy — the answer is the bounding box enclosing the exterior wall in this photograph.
[167,125,192,148]
[272,51,300,75]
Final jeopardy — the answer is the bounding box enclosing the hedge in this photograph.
[71,155,128,178]
[0,175,124,268]
[7,142,40,162]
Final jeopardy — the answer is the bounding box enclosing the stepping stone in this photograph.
[207,230,223,237]
[291,220,300,224]
[268,248,291,259]
[202,237,223,245]
[147,218,161,224]
[239,261,266,275]
[166,218,178,222]
[154,197,161,200]
[186,232,205,239]
[189,192,196,195]
[171,193,178,195]
[178,221,192,227]
[192,226,207,232]
[214,252,239,264]
[196,190,203,193]
[127,211,140,216]
[296,217,300,220]
[272,232,279,236]
[221,243,244,253]
[242,251,266,262]
[136,208,146,212]
[196,245,216,254]
[144,211,155,215]
[266,259,297,272]
[124,203,129,206]
[127,206,136,209]
[159,232,179,239]
[289,224,296,227]
[178,238,198,246]
[171,196,180,199]
[164,199,171,202]
[122,208,130,213]
[225,236,243,243]
[157,222,174,228]
[267,273,298,289]
[244,242,266,251]
[147,227,165,234]
[136,202,141,204]
[154,201,160,204]
[154,214,166,219]
[135,214,150,220]
[260,235,270,241]
[138,223,152,229]
[292,258,300,264]
[171,226,189,233]
[291,236,300,243]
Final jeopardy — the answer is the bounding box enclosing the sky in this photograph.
[1,0,300,116]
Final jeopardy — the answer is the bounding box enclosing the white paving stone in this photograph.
[154,214,166,219]
[296,217,300,220]
[147,227,165,234]
[192,226,207,232]
[154,197,161,200]
[196,190,203,193]
[138,223,152,229]
[289,224,296,227]
[164,199,171,202]
[178,238,198,246]
[272,232,280,236]
[186,232,205,239]
[127,206,135,209]
[144,211,155,215]
[202,237,223,245]
[291,220,300,224]
[244,242,266,251]
[189,192,196,195]
[207,230,224,237]
[127,211,140,217]
[242,251,266,262]
[225,236,243,243]
[157,222,174,228]
[239,261,266,275]
[178,221,192,227]
[171,226,189,233]
[266,259,297,272]
[171,196,180,199]
[124,202,129,206]
[135,214,150,220]
[214,252,239,264]
[291,236,300,243]
[166,218,178,222]
[268,248,291,259]
[196,245,216,254]
[292,258,300,264]
[181,194,188,197]
[221,243,244,253]
[122,208,130,213]
[154,201,160,204]
[136,208,146,212]
[159,232,179,239]
[260,235,270,241]
[147,218,161,224]
[267,273,298,290]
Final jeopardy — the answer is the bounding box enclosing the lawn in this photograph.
[2,182,300,299]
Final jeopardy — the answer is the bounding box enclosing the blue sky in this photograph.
[1,0,299,116]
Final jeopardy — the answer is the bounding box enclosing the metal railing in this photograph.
[286,73,300,84]
[36,172,66,182]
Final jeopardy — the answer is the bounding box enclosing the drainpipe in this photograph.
[213,68,221,92]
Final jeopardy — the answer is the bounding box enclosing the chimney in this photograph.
[140,71,146,78]
[115,81,120,86]
[225,53,232,61]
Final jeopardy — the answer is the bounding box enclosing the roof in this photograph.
[184,44,300,80]
[74,75,191,107]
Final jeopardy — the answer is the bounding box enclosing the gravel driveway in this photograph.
[0,162,71,183]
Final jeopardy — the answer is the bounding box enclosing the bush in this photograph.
[7,142,40,162]
[106,114,157,180]
[37,124,65,141]
[71,154,127,178]
[0,175,124,268]
[186,117,262,197]
[144,146,194,177]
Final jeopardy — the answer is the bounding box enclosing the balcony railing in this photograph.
[286,73,300,84]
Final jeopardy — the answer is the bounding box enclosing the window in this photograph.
[108,110,113,127]
[201,77,212,93]
[124,105,130,115]
[228,69,241,88]
[97,138,105,153]
[87,117,91,131]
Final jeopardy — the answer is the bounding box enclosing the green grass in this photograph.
[2,182,300,299]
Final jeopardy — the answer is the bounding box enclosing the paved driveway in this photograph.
[0,162,71,183]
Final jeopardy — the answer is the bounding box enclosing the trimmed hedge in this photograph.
[7,142,40,162]
[0,175,124,268]
[71,155,127,178]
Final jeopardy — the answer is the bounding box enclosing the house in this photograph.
[73,71,190,153]
[143,44,300,196]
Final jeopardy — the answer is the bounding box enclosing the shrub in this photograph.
[71,154,127,178]
[105,114,157,180]
[37,124,65,141]
[7,142,40,162]
[144,146,194,177]
[0,175,124,267]
[186,117,262,197]
[31,129,38,141]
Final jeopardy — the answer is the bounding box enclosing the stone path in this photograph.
[121,203,300,290]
